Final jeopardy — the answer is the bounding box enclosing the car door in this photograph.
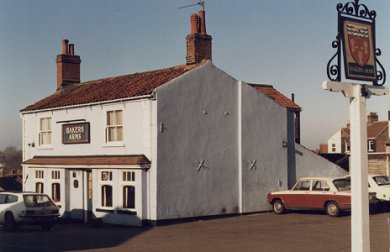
[306,180,331,209]
[284,180,312,209]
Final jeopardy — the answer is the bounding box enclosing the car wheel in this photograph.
[273,199,285,214]
[325,201,340,217]
[41,222,54,231]
[4,212,17,231]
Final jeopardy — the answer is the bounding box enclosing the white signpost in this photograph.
[325,1,387,249]
[323,81,388,252]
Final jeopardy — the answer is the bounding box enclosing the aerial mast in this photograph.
[178,1,205,11]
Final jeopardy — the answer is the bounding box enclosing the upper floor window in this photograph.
[106,110,123,142]
[344,142,350,153]
[39,117,52,146]
[368,140,375,152]
[331,143,336,152]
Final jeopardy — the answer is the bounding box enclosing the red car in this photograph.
[267,177,352,217]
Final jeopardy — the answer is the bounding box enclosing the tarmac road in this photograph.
[0,211,389,252]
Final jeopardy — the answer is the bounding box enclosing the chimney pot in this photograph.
[61,39,69,54]
[198,10,206,34]
[190,13,199,34]
[68,44,75,55]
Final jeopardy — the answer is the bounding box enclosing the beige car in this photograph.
[0,192,60,231]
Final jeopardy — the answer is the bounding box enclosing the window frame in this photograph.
[105,110,123,143]
[101,185,113,207]
[39,117,52,146]
[51,183,61,202]
[36,182,44,193]
[120,170,137,211]
[368,139,375,152]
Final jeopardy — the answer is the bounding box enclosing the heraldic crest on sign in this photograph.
[347,23,370,67]
[326,0,386,86]
[342,17,376,81]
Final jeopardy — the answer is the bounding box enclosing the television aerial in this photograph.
[178,1,205,11]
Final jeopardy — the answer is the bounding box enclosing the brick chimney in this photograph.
[186,10,212,65]
[367,112,378,125]
[56,39,81,90]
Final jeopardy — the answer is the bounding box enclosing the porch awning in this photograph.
[23,155,150,169]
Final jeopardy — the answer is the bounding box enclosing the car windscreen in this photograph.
[333,178,351,191]
[23,195,56,207]
[373,176,390,186]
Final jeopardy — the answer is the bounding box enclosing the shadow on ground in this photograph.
[0,220,152,252]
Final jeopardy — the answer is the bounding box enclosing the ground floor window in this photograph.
[36,182,44,193]
[101,185,112,207]
[123,186,135,209]
[51,183,61,202]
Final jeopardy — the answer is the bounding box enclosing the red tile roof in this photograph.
[249,84,301,111]
[21,64,200,112]
[21,63,300,112]
[367,121,388,138]
[23,155,150,166]
[342,121,388,139]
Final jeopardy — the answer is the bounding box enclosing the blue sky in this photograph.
[0,0,389,150]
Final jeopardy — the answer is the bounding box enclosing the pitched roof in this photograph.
[248,84,301,111]
[21,64,201,112]
[341,121,388,139]
[367,121,388,138]
[21,63,300,113]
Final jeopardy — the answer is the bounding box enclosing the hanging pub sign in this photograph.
[326,0,386,86]
[341,17,376,81]
[62,122,90,144]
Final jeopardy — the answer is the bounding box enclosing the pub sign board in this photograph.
[62,122,90,144]
[341,16,377,82]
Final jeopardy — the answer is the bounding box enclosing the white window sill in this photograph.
[37,145,53,150]
[102,142,125,148]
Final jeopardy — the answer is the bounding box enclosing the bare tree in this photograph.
[0,146,22,175]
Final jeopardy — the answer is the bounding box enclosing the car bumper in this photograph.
[19,214,60,223]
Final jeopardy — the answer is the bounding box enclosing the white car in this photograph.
[368,175,390,202]
[0,192,60,231]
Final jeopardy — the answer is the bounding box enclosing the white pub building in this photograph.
[20,11,345,226]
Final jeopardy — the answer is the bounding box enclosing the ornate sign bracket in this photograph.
[326,0,386,86]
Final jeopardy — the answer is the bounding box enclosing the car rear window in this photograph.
[333,178,351,191]
[373,176,390,186]
[0,194,18,204]
[24,195,56,207]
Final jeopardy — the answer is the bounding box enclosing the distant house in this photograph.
[20,11,346,226]
[324,112,390,174]
[327,112,390,154]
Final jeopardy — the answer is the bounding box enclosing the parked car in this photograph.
[368,174,390,202]
[0,192,60,231]
[267,177,352,217]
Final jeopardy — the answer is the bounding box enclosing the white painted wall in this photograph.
[328,130,342,153]
[21,99,153,160]
[240,82,289,212]
[21,98,154,225]
[155,62,239,220]
[295,144,348,179]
